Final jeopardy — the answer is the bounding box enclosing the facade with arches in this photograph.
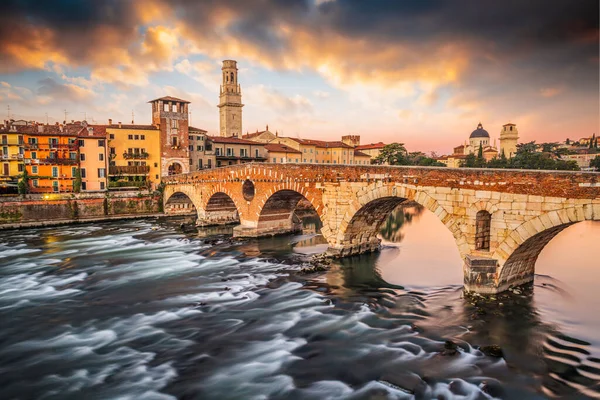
[163,163,600,294]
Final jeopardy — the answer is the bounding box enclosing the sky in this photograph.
[0,0,598,154]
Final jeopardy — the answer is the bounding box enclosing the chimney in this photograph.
[118,122,122,128]
[108,118,112,125]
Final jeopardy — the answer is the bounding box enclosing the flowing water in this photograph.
[0,209,599,400]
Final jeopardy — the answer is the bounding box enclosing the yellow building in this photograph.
[0,123,26,192]
[353,150,371,165]
[271,137,355,164]
[78,125,108,191]
[264,143,302,163]
[105,123,161,190]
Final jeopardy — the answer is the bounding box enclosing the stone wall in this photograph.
[0,192,161,225]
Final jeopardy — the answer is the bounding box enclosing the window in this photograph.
[81,182,87,191]
[226,148,233,156]
[240,148,247,157]
[207,159,212,168]
[100,182,105,190]
[141,135,145,140]
[128,134,133,140]
[81,169,86,178]
[303,158,306,162]
[475,210,491,251]
[98,168,106,178]
[215,148,222,156]
[49,138,58,147]
[189,145,194,151]
[31,151,37,159]
[1,135,6,145]
[52,166,58,178]
[255,149,259,158]
[295,158,299,162]
[280,158,284,163]
[32,166,38,174]
[33,179,38,188]
[199,159,203,168]
[109,134,115,140]
[303,149,307,153]
[72,167,77,177]
[171,120,178,129]
[18,164,23,172]
[272,157,276,162]
[109,147,115,155]
[78,140,84,147]
[164,103,169,112]
[99,153,104,161]
[18,135,23,145]
[70,152,77,160]
[134,135,139,140]
[172,137,178,147]
[80,154,86,161]
[197,145,202,151]
[98,139,105,147]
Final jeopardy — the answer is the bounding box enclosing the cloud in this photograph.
[540,87,563,98]
[313,90,330,99]
[246,85,313,115]
[36,77,94,103]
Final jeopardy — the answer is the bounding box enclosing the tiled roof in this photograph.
[107,124,158,130]
[208,136,264,145]
[502,123,516,126]
[356,142,386,150]
[264,143,302,154]
[242,130,267,139]
[148,96,190,103]
[287,138,353,149]
[354,150,370,157]
[78,125,107,138]
[189,126,207,133]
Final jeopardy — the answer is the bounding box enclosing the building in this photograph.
[355,142,386,160]
[0,121,27,192]
[24,123,80,193]
[499,123,519,158]
[342,135,361,147]
[561,151,598,170]
[201,136,267,168]
[218,60,243,137]
[149,96,191,176]
[265,143,302,163]
[106,122,161,190]
[354,150,371,165]
[77,124,108,191]
[188,126,208,171]
[242,126,277,143]
[437,154,467,168]
[468,122,492,153]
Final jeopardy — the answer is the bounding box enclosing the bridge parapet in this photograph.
[163,163,600,294]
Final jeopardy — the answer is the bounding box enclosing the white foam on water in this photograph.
[0,271,86,309]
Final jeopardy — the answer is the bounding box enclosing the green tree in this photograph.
[373,143,409,165]
[460,153,477,168]
[589,134,596,149]
[73,168,82,193]
[17,168,29,197]
[590,156,600,171]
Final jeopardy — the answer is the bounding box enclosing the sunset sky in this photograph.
[0,0,598,154]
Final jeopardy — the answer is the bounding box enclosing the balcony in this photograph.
[108,180,147,189]
[123,152,149,160]
[40,157,78,165]
[109,165,150,175]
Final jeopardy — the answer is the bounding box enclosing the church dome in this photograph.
[470,123,490,139]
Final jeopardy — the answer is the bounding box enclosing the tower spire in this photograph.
[218,60,243,137]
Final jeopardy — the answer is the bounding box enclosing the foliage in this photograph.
[461,141,580,171]
[590,156,600,171]
[73,168,82,193]
[17,168,29,197]
[373,144,445,167]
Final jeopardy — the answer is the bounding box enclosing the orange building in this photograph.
[24,124,80,193]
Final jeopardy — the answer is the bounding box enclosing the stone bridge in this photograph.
[163,163,600,294]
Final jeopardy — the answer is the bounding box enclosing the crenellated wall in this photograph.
[163,163,600,293]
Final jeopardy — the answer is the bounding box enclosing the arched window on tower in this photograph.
[230,72,234,83]
[475,210,491,251]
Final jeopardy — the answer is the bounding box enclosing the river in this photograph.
[0,208,598,399]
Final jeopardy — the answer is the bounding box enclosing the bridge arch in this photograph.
[494,205,598,290]
[329,184,464,257]
[253,187,324,236]
[164,191,199,216]
[200,191,240,226]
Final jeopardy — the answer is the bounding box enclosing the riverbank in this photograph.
[0,190,162,227]
[0,212,166,231]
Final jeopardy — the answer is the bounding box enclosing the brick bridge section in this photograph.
[163,163,600,294]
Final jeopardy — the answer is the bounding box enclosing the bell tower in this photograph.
[499,123,519,158]
[218,60,243,137]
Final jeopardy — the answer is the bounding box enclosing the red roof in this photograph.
[354,150,370,157]
[208,136,264,145]
[356,142,386,150]
[264,143,302,154]
[189,126,207,133]
[503,123,516,126]
[288,138,353,149]
[108,124,158,130]
[148,96,190,103]
[242,130,268,139]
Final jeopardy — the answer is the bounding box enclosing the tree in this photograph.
[73,168,82,193]
[591,156,600,171]
[461,153,477,168]
[589,134,596,149]
[17,168,29,197]
[373,143,409,165]
[566,138,570,145]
